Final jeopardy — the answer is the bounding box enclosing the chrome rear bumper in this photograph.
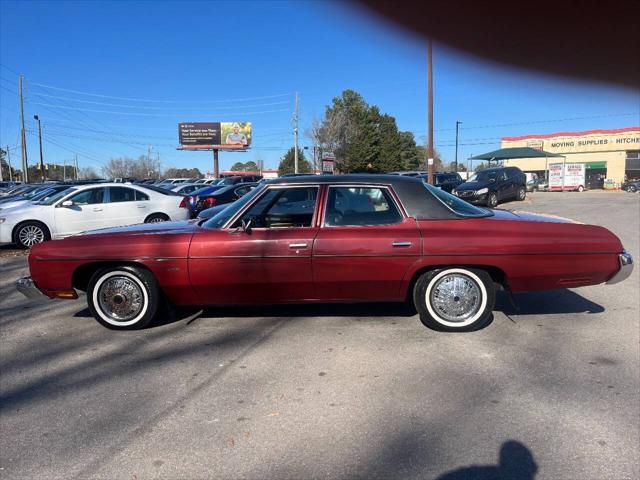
[16,276,46,299]
[606,251,634,285]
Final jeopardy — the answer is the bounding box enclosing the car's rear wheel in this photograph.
[413,267,495,332]
[145,213,170,223]
[87,266,159,330]
[14,221,50,249]
[577,185,585,192]
[516,186,526,201]
[486,192,498,208]
[627,185,636,193]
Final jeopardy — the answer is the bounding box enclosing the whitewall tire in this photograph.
[413,267,495,331]
[87,266,160,330]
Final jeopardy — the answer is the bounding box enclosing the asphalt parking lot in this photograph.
[1,191,638,480]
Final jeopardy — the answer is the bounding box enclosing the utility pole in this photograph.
[6,145,13,181]
[294,91,299,174]
[427,40,434,185]
[454,121,462,172]
[34,115,45,182]
[156,152,160,179]
[19,75,29,183]
[63,158,67,182]
[74,154,79,180]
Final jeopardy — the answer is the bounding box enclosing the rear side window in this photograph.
[325,187,402,227]
[109,187,136,203]
[135,190,149,201]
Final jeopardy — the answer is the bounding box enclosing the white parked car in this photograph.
[0,183,190,248]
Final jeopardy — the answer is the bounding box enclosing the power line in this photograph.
[27,91,292,111]
[29,80,293,104]
[28,102,292,117]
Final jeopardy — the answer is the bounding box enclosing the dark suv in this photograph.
[452,166,527,207]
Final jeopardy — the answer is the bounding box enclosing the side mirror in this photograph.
[60,200,74,208]
[240,217,252,233]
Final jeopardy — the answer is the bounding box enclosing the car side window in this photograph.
[325,187,402,227]
[135,190,150,201]
[233,187,318,229]
[69,188,105,205]
[109,187,137,203]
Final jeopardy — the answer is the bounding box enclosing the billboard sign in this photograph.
[178,122,252,149]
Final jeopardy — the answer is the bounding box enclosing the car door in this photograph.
[188,185,320,304]
[312,185,421,301]
[104,186,145,226]
[495,170,510,200]
[53,187,107,236]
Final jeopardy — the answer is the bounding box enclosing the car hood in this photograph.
[455,181,490,191]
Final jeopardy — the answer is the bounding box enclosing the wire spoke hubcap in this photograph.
[18,226,45,247]
[430,273,481,322]
[98,276,144,322]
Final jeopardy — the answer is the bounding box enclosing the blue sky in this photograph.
[1,0,638,175]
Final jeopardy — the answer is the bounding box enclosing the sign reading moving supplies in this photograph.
[178,122,252,149]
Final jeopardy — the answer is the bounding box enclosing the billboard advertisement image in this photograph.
[178,122,252,149]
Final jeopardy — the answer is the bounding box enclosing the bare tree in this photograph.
[79,166,100,179]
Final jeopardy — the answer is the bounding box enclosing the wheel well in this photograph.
[12,220,51,243]
[405,264,508,300]
[145,212,170,222]
[72,261,154,292]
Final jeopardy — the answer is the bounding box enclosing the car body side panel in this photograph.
[411,215,622,292]
[28,224,197,303]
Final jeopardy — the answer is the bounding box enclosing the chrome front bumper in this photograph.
[16,276,46,299]
[606,251,634,285]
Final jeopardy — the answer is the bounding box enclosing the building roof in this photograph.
[502,126,639,142]
[470,147,564,160]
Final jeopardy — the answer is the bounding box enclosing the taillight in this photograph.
[203,197,217,207]
[179,196,188,209]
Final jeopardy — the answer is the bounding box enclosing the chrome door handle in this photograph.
[137,205,146,208]
[289,243,308,249]
[92,207,103,212]
[392,241,412,247]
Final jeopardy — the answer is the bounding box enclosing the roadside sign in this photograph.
[549,163,585,191]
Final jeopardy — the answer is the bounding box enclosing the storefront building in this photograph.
[501,127,640,188]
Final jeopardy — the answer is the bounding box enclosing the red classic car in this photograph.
[16,175,633,332]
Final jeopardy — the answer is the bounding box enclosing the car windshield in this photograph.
[423,183,492,217]
[203,183,266,229]
[34,187,76,205]
[467,171,498,183]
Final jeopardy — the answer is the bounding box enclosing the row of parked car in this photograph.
[0,181,190,248]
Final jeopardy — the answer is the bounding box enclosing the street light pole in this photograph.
[33,115,45,182]
[454,120,462,172]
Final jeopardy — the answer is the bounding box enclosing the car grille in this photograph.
[456,190,475,197]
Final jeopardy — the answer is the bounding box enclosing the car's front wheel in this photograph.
[486,192,498,208]
[413,267,495,332]
[14,221,50,249]
[87,266,160,330]
[627,185,636,193]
